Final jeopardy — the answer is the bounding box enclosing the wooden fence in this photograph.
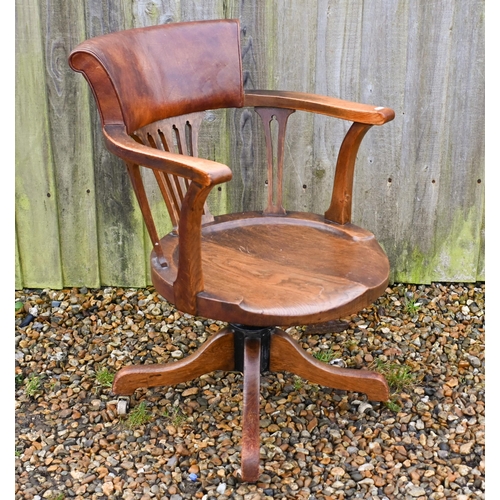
[15,0,485,289]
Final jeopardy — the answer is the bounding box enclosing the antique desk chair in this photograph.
[69,19,395,482]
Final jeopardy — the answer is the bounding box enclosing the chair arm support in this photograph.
[244,90,395,125]
[173,181,213,315]
[326,122,373,224]
[103,124,233,187]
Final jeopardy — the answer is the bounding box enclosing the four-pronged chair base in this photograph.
[112,324,389,482]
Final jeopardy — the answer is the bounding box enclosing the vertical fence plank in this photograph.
[132,0,180,26]
[225,0,271,213]
[271,0,318,213]
[358,0,484,283]
[180,0,224,20]
[130,0,229,284]
[179,1,232,219]
[40,0,100,287]
[477,215,485,281]
[84,0,147,287]
[428,0,484,282]
[15,234,23,290]
[388,0,456,283]
[311,0,364,214]
[131,0,181,284]
[15,0,63,289]
[356,0,414,282]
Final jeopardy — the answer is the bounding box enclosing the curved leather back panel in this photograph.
[69,20,243,133]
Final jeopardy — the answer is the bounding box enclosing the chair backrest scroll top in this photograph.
[68,19,244,134]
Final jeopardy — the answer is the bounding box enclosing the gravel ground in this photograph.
[15,283,485,500]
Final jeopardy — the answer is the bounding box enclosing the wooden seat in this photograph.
[152,211,389,327]
[69,19,395,482]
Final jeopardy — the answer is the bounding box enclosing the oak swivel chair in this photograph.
[69,19,395,482]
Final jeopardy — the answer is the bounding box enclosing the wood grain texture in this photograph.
[254,107,295,215]
[245,91,394,125]
[326,122,373,224]
[15,233,23,290]
[151,212,389,326]
[225,0,269,213]
[73,21,243,133]
[84,0,148,287]
[40,0,100,287]
[132,0,180,27]
[113,327,235,395]
[427,1,484,282]
[310,0,363,215]
[351,0,410,284]
[270,328,389,401]
[133,113,212,236]
[240,336,262,482]
[173,181,214,314]
[124,162,168,268]
[168,0,232,225]
[15,0,63,289]
[358,0,485,283]
[270,0,317,214]
[126,0,181,284]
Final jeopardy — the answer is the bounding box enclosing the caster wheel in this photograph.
[117,397,130,415]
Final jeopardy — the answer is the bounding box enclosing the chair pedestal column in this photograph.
[230,324,273,482]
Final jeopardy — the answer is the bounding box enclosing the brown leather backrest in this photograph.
[69,19,244,134]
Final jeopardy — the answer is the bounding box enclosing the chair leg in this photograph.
[269,328,389,402]
[240,335,262,483]
[112,328,235,395]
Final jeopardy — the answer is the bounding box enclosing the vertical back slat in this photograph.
[255,107,295,215]
[125,162,168,268]
[133,112,214,232]
[133,129,182,226]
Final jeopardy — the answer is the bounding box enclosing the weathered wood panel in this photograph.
[273,1,318,213]
[175,0,232,222]
[226,0,270,213]
[227,0,320,215]
[15,234,23,290]
[132,0,180,26]
[83,1,147,287]
[356,0,414,283]
[358,0,485,283]
[15,0,63,289]
[428,1,484,282]
[131,0,229,284]
[15,0,485,289]
[39,0,100,287]
[131,0,181,286]
[311,0,364,214]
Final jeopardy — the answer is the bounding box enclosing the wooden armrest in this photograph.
[103,123,230,315]
[103,124,232,187]
[244,90,395,125]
